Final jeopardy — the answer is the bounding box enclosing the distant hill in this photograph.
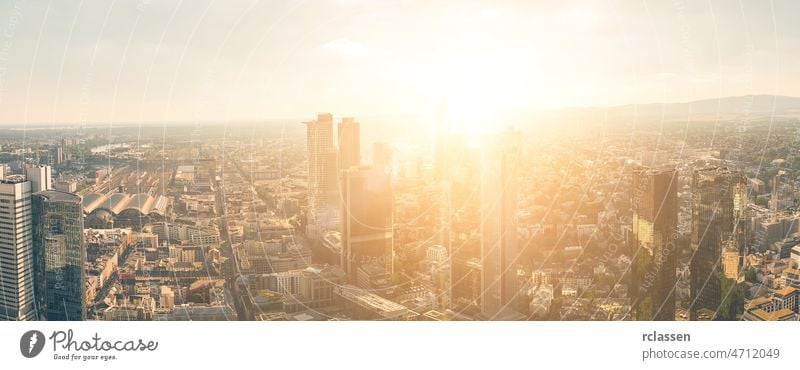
[533,95,800,127]
[611,95,800,120]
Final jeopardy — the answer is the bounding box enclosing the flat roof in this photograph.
[35,189,82,203]
[751,308,796,321]
[774,286,799,296]
[335,285,409,315]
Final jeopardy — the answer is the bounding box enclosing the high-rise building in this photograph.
[433,101,455,310]
[338,117,361,171]
[689,167,747,319]
[434,99,449,182]
[479,129,521,319]
[319,150,340,224]
[304,114,339,230]
[372,142,393,172]
[446,135,482,309]
[0,177,35,321]
[770,170,793,211]
[340,166,393,280]
[305,113,334,188]
[630,168,678,321]
[25,165,52,193]
[49,146,64,166]
[32,190,86,321]
[60,138,69,162]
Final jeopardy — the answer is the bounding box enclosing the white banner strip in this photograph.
[0,322,794,369]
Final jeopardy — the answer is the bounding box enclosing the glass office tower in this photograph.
[33,190,85,321]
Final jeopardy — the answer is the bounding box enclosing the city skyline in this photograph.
[1,107,800,322]
[2,0,800,324]
[5,2,800,369]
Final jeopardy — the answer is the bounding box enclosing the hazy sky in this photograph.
[0,0,797,125]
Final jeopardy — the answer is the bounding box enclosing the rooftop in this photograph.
[34,189,82,203]
[774,286,799,296]
[750,308,796,321]
[334,285,410,317]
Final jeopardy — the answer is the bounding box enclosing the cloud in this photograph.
[323,39,368,57]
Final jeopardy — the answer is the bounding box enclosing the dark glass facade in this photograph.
[630,168,678,321]
[33,190,85,321]
[689,167,746,319]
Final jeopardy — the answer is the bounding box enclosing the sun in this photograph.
[436,53,538,134]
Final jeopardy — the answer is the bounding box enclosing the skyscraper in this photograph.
[305,113,334,192]
[25,165,52,193]
[434,99,449,183]
[447,137,482,309]
[304,114,339,230]
[49,146,64,166]
[0,177,35,321]
[770,170,793,211]
[630,168,678,321]
[341,166,393,281]
[372,142,393,172]
[33,190,86,321]
[338,117,361,171]
[479,129,521,319]
[433,101,455,309]
[689,167,747,319]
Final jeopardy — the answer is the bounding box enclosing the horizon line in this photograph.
[0,93,796,127]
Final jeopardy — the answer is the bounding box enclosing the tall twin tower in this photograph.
[0,165,85,321]
[304,114,393,281]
